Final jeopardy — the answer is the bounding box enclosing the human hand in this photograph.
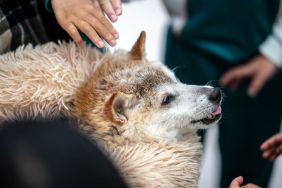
[261,133,282,160]
[97,0,122,22]
[51,0,119,48]
[229,176,261,188]
[220,54,278,97]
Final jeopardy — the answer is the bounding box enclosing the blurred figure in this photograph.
[162,0,282,187]
[229,132,282,188]
[0,119,127,188]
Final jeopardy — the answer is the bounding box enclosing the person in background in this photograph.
[229,132,282,188]
[162,0,282,187]
[0,0,123,54]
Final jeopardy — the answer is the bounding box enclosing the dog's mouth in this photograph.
[191,106,222,125]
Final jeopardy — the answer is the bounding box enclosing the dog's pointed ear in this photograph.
[104,92,138,125]
[129,31,146,60]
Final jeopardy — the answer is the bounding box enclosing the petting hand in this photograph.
[97,0,122,22]
[261,133,282,160]
[51,0,120,48]
[229,176,261,188]
[220,54,278,97]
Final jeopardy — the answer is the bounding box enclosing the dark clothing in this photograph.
[0,119,128,188]
[164,0,282,187]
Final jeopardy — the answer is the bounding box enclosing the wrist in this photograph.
[259,35,282,68]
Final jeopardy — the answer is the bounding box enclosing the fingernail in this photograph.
[114,33,119,39]
[115,8,122,15]
[110,15,117,22]
[98,40,105,48]
[110,40,116,46]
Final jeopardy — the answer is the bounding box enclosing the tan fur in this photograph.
[0,33,204,187]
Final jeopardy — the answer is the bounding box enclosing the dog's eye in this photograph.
[161,95,175,106]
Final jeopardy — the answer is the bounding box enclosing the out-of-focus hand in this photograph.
[229,176,261,188]
[220,54,278,97]
[51,0,119,48]
[229,176,244,188]
[261,133,282,160]
[97,0,122,22]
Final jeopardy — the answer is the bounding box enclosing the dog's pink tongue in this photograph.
[212,106,222,116]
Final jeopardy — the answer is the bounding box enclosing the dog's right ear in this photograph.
[129,31,146,60]
[104,92,139,125]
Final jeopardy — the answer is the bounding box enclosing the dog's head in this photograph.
[74,32,222,142]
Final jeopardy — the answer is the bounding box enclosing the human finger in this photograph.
[261,133,282,150]
[262,147,281,160]
[220,65,254,87]
[83,14,116,46]
[62,22,83,44]
[111,0,122,15]
[247,71,268,97]
[262,149,275,159]
[91,1,119,39]
[98,0,118,22]
[229,176,244,188]
[74,19,105,48]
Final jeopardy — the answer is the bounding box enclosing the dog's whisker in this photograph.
[172,66,187,72]
[205,80,220,87]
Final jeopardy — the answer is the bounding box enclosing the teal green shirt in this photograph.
[179,0,280,63]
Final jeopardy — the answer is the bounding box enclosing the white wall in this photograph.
[111,1,282,187]
[111,0,168,61]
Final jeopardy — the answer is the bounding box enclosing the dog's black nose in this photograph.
[208,87,222,103]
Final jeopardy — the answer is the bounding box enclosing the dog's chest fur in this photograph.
[110,140,202,187]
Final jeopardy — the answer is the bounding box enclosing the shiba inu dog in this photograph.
[0,32,222,187]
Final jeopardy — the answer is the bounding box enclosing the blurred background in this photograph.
[111,0,282,187]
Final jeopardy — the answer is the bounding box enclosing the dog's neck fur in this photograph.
[111,140,202,188]
[78,119,200,146]
[78,120,202,188]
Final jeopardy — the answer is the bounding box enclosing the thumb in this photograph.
[220,65,254,87]
[229,176,244,188]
